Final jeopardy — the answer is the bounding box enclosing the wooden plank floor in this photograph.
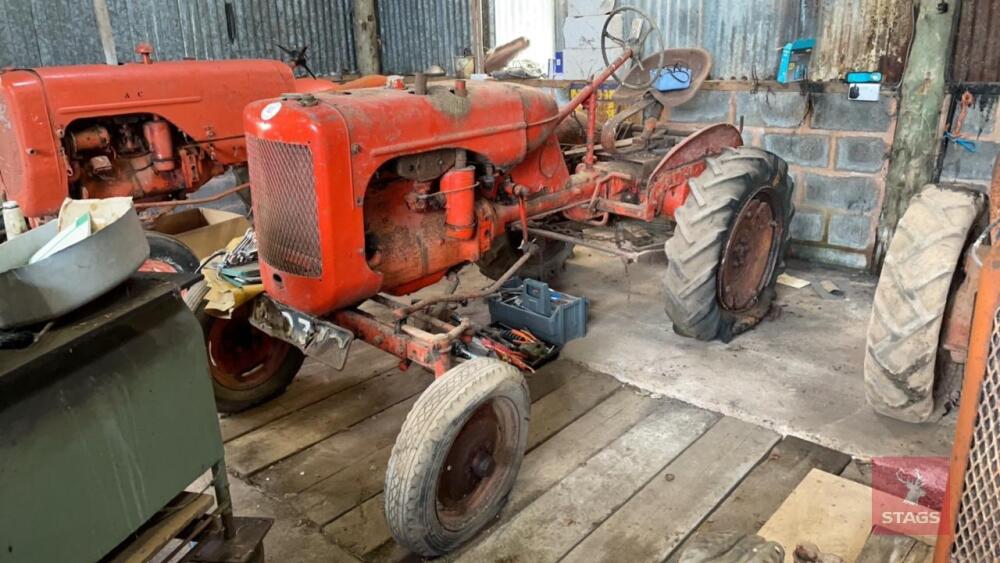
[221,345,855,562]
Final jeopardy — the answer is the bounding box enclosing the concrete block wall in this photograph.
[666,88,898,270]
[940,95,1000,187]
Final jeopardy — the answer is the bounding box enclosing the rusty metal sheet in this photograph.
[952,0,1000,84]
[809,0,912,83]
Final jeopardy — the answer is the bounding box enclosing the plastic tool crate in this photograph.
[487,277,588,346]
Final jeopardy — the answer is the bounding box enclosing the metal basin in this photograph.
[0,206,149,329]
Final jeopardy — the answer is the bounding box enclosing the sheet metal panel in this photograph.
[0,0,356,76]
[809,0,912,83]
[378,0,474,74]
[952,0,1000,84]
[554,0,815,80]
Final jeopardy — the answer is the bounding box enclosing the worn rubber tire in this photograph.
[865,185,984,423]
[185,280,305,413]
[477,231,574,282]
[145,231,200,273]
[663,147,794,341]
[384,358,530,557]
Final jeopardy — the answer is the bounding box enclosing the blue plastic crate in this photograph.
[487,277,588,346]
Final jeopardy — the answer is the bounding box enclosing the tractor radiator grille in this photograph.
[246,136,322,278]
[952,306,1000,562]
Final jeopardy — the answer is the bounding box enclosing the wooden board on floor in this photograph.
[562,417,780,563]
[667,436,852,562]
[226,369,434,476]
[220,344,399,442]
[758,469,874,563]
[455,406,720,563]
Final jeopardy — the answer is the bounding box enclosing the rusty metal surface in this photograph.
[718,194,779,312]
[1,0,357,75]
[809,0,912,83]
[952,0,1000,84]
[246,136,322,278]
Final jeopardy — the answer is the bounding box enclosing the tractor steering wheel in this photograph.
[600,7,665,90]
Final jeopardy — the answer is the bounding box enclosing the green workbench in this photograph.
[0,278,238,562]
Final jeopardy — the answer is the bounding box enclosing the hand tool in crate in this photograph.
[487,277,588,346]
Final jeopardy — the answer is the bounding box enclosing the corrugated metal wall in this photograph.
[809,0,912,83]
[378,0,486,74]
[615,0,817,80]
[0,0,357,75]
[952,0,1000,84]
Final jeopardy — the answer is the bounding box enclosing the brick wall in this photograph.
[665,87,898,270]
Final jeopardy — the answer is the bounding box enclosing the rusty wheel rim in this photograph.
[436,398,520,531]
[206,306,292,391]
[718,188,782,312]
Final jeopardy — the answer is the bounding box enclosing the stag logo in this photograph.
[897,469,927,506]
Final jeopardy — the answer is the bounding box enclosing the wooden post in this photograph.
[92,0,117,65]
[471,0,485,73]
[352,0,381,75]
[874,0,959,269]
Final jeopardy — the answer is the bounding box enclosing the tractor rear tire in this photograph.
[385,358,529,557]
[185,281,305,413]
[663,147,794,341]
[477,231,574,282]
[864,185,984,423]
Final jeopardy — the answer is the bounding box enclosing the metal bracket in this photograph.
[250,295,354,370]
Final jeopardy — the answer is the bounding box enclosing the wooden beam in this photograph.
[470,0,485,73]
[352,0,381,75]
[874,0,959,269]
[92,0,117,65]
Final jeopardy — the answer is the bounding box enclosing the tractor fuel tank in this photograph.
[244,81,562,315]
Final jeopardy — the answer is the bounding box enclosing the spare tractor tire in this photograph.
[663,147,794,341]
[865,185,984,423]
[477,231,574,282]
[185,280,305,413]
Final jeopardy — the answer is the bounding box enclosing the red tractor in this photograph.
[241,8,795,556]
[0,43,381,224]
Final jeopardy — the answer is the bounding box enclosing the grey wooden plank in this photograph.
[454,406,720,563]
[225,369,434,476]
[253,396,417,495]
[321,366,629,558]
[856,533,924,563]
[667,436,851,562]
[561,417,779,563]
[902,540,933,563]
[507,388,659,514]
[220,344,399,442]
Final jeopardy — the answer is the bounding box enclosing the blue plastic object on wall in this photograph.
[777,37,815,84]
[651,66,692,91]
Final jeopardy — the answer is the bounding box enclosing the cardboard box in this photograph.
[152,208,250,259]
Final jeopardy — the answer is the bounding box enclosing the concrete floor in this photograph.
[547,249,956,458]
[213,249,957,561]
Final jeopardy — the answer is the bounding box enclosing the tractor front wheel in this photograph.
[384,358,529,557]
[663,147,794,341]
[186,281,305,413]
